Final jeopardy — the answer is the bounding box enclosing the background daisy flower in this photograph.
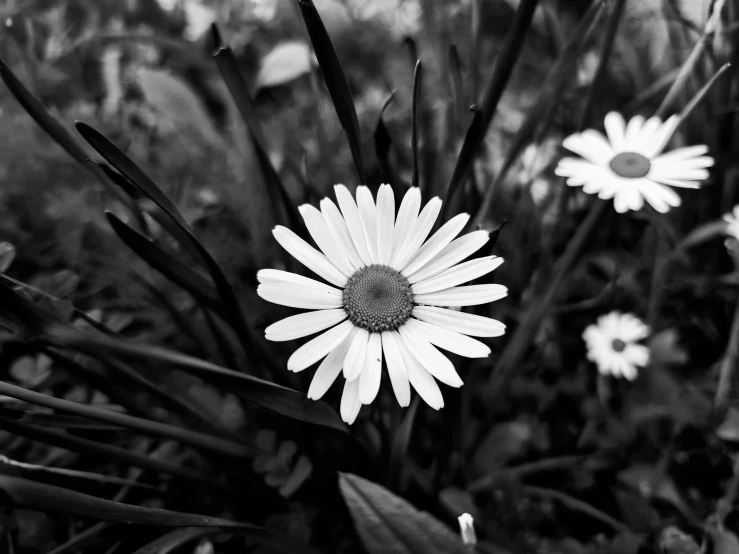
[555,112,714,213]
[583,312,650,380]
[257,184,507,424]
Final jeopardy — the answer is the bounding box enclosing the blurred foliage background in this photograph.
[0,0,737,553]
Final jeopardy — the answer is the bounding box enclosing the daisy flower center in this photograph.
[609,152,651,179]
[342,264,414,332]
[611,338,627,352]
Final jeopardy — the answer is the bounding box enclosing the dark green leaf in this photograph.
[295,0,365,182]
[442,106,482,223]
[0,416,220,486]
[387,398,419,488]
[339,472,467,554]
[411,60,422,191]
[48,325,349,434]
[210,26,306,237]
[75,122,188,229]
[75,124,253,359]
[105,213,222,314]
[0,475,253,527]
[0,379,252,459]
[131,528,219,554]
[0,57,89,163]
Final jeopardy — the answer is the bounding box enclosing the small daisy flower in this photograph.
[723,205,739,241]
[555,112,714,214]
[583,312,650,380]
[258,184,507,424]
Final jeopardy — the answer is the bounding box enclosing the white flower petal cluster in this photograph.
[258,184,507,423]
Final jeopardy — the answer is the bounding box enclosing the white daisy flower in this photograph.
[555,112,714,214]
[723,205,739,241]
[257,184,507,424]
[582,312,650,381]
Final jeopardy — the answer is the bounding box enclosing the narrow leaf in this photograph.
[48,325,349,434]
[0,475,254,527]
[0,57,89,163]
[105,213,222,313]
[0,380,252,459]
[296,0,365,182]
[339,472,467,554]
[411,60,423,191]
[75,122,189,228]
[442,106,482,222]
[387,398,419,488]
[0,416,220,486]
[210,26,306,237]
[76,123,254,360]
[131,528,220,554]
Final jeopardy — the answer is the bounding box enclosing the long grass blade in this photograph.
[411,60,423,191]
[0,416,220,486]
[48,325,349,434]
[75,123,255,363]
[210,25,306,237]
[0,475,255,527]
[442,106,482,222]
[131,528,221,554]
[470,0,605,229]
[105,213,222,312]
[0,380,252,459]
[296,0,366,182]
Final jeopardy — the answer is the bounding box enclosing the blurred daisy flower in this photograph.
[723,205,739,241]
[555,112,714,213]
[258,184,507,423]
[583,312,650,380]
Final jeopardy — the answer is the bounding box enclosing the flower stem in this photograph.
[485,199,606,400]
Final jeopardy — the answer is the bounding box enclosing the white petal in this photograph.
[642,115,679,158]
[622,115,645,150]
[412,306,505,337]
[391,197,442,270]
[334,185,373,266]
[652,144,709,163]
[359,332,383,404]
[407,230,489,284]
[376,184,395,265]
[320,198,365,270]
[356,186,379,263]
[257,269,341,292]
[603,112,626,152]
[273,226,347,287]
[647,177,700,189]
[401,213,470,275]
[414,284,508,307]
[266,309,347,341]
[631,116,661,154]
[287,320,354,372]
[396,336,444,410]
[340,378,361,424]
[257,283,343,310]
[392,187,421,261]
[652,155,714,170]
[299,204,355,276]
[397,324,463,387]
[649,168,709,181]
[308,328,357,400]
[343,328,369,381]
[412,256,503,294]
[562,133,611,165]
[406,318,490,358]
[381,331,410,407]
